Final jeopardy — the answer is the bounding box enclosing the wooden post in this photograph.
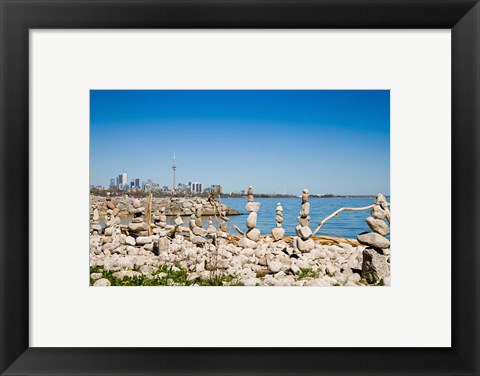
[146,190,153,236]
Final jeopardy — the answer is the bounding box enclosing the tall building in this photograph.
[135,178,140,189]
[191,182,203,193]
[122,172,128,188]
[118,174,123,187]
[109,178,115,188]
[172,152,176,191]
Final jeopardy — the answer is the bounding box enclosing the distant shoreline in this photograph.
[90,189,389,200]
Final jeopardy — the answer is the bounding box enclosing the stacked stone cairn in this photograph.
[294,189,315,252]
[173,214,184,239]
[217,210,229,242]
[128,199,148,236]
[156,206,170,252]
[90,204,102,234]
[245,186,261,242]
[357,193,391,285]
[271,202,285,241]
[188,213,208,245]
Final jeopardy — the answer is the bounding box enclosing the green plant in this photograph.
[296,268,319,279]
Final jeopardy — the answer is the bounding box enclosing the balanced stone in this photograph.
[366,217,390,236]
[174,215,183,226]
[357,232,390,249]
[247,186,254,202]
[371,205,386,219]
[271,202,285,241]
[246,212,257,229]
[298,226,312,240]
[272,227,285,241]
[246,228,261,241]
[245,202,261,213]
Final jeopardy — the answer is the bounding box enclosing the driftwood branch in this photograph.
[231,224,245,236]
[312,202,390,236]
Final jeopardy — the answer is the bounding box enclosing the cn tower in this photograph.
[172,152,176,192]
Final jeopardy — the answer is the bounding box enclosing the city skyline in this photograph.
[90,90,390,195]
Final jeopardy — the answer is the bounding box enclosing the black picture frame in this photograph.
[1,0,479,375]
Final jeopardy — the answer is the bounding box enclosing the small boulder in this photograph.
[93,278,111,287]
[366,217,389,236]
[357,232,390,249]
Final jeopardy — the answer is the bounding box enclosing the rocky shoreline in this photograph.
[90,189,391,287]
[90,195,242,217]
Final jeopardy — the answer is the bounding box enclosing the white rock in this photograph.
[136,236,152,245]
[237,237,257,249]
[271,227,285,241]
[246,228,261,241]
[245,202,261,213]
[246,212,257,229]
[298,226,312,240]
[90,272,102,280]
[125,236,136,246]
[93,278,111,286]
[268,260,283,273]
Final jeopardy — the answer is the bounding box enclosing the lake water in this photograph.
[221,197,387,239]
[103,197,388,239]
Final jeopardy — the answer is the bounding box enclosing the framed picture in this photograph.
[1,0,478,375]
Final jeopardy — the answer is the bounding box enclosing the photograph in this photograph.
[89,90,390,286]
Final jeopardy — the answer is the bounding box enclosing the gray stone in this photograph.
[192,227,208,237]
[275,215,284,223]
[92,209,99,221]
[133,199,141,208]
[128,223,146,232]
[371,205,386,219]
[90,272,102,280]
[357,232,390,249]
[158,237,170,252]
[271,227,285,241]
[246,228,261,241]
[298,216,310,227]
[245,202,261,213]
[191,235,206,245]
[136,236,152,245]
[296,237,315,252]
[237,237,258,249]
[93,278,111,286]
[362,248,390,284]
[298,226,312,240]
[125,236,136,246]
[268,260,283,273]
[174,216,183,226]
[246,212,257,229]
[366,217,390,236]
[301,202,310,216]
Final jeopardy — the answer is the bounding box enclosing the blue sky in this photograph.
[90,90,390,195]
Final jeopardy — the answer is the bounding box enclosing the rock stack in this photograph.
[90,204,102,233]
[217,210,229,241]
[128,198,147,235]
[295,189,315,252]
[357,193,390,250]
[271,202,285,241]
[173,213,184,239]
[357,193,391,285]
[245,186,261,242]
[188,213,207,245]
